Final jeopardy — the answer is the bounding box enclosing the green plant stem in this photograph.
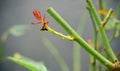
[90,55,96,71]
[99,0,104,20]
[47,27,74,41]
[87,7,97,71]
[99,0,104,12]
[86,0,117,62]
[47,7,114,69]
[102,8,113,27]
[41,34,70,71]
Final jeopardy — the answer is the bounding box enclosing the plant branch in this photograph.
[47,27,75,41]
[102,8,113,27]
[87,7,97,71]
[99,0,104,11]
[47,7,114,69]
[86,0,118,62]
[99,0,104,20]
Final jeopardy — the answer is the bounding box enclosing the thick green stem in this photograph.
[87,7,97,71]
[47,7,114,69]
[86,0,117,62]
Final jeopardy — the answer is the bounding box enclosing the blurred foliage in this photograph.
[9,24,30,37]
[108,19,120,37]
[1,24,30,43]
[99,9,120,38]
[0,24,30,63]
[8,53,48,71]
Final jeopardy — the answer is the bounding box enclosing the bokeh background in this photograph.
[0,0,120,71]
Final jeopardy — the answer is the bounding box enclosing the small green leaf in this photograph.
[8,53,47,71]
[9,24,30,37]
